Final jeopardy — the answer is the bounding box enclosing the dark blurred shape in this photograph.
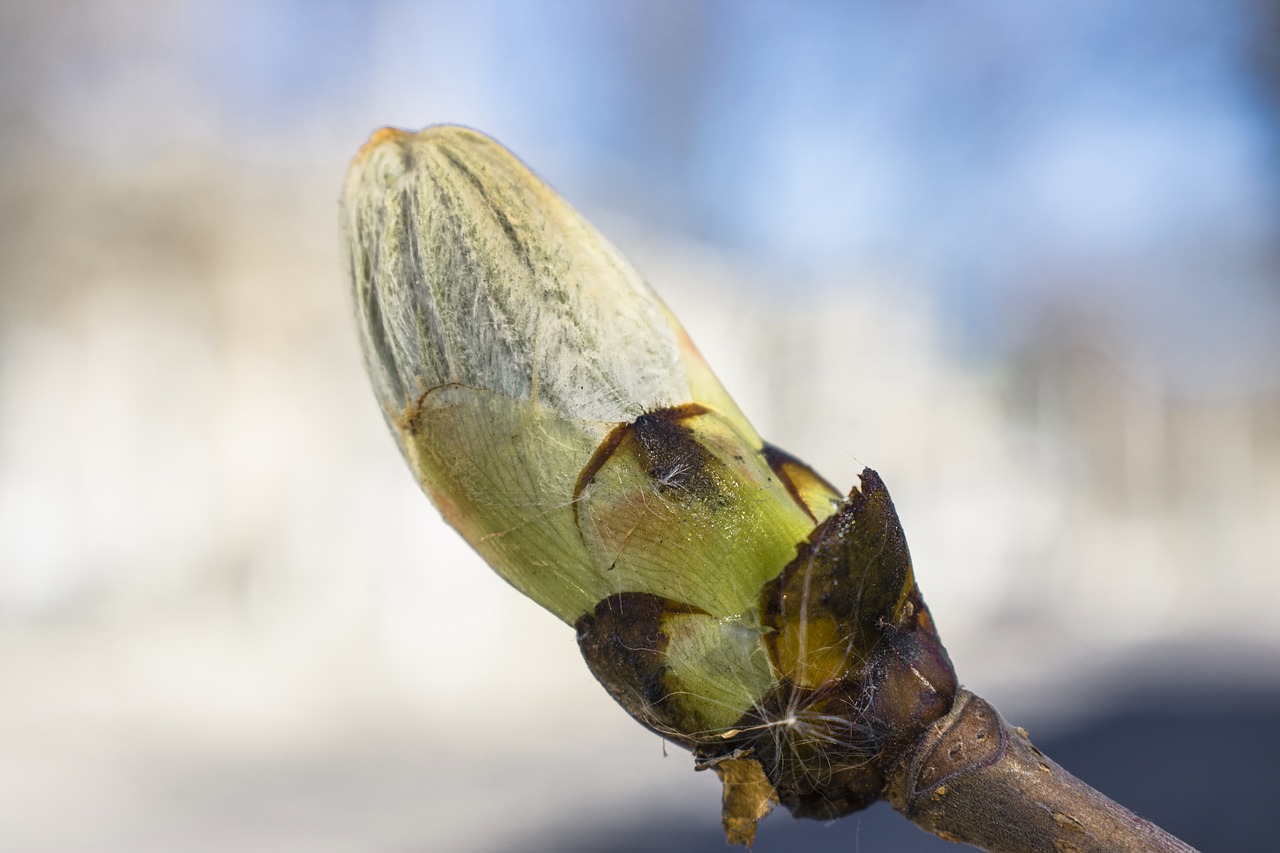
[1246,0,1280,211]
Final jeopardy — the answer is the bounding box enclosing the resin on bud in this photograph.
[342,126,955,845]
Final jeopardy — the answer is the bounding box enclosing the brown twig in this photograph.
[884,689,1199,852]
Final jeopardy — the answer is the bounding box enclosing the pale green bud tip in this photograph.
[342,124,526,420]
[341,124,692,429]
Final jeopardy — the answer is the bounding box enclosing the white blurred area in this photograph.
[2,2,1280,851]
[0,144,715,852]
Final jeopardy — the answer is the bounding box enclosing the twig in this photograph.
[885,690,1198,852]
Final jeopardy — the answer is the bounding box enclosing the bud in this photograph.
[342,126,955,846]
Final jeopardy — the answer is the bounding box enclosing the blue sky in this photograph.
[33,0,1276,262]
[16,0,1280,383]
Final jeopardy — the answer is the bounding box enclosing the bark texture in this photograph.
[885,690,1199,852]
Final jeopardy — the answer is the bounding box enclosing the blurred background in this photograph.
[2,1,1279,851]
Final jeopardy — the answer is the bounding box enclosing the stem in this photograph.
[883,689,1199,853]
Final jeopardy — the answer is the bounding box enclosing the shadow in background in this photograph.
[545,682,1280,852]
